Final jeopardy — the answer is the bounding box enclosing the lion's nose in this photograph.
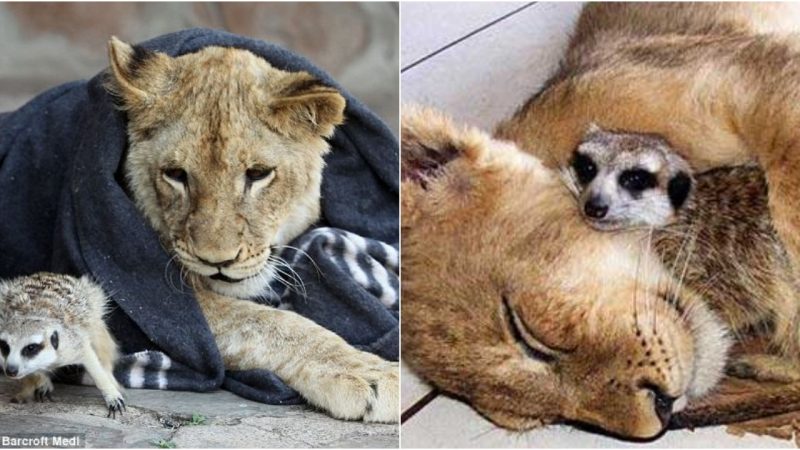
[640,382,675,426]
[197,249,242,268]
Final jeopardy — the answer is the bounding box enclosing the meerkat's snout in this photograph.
[571,127,695,231]
[4,365,18,378]
[583,195,609,219]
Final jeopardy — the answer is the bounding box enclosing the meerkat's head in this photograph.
[0,317,61,380]
[569,125,693,231]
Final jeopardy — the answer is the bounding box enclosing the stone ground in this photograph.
[0,379,398,448]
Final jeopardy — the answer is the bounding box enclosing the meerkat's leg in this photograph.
[80,341,125,418]
[90,323,120,379]
[11,372,54,404]
[196,289,399,423]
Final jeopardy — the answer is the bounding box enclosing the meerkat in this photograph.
[569,125,693,231]
[569,125,800,381]
[652,164,800,381]
[0,273,125,417]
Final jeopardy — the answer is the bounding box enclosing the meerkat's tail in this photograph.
[671,378,800,429]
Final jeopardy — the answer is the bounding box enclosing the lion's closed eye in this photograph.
[501,296,564,362]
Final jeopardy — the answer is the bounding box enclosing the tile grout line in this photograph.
[401,389,440,424]
[401,2,538,73]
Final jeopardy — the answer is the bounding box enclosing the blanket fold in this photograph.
[0,28,398,404]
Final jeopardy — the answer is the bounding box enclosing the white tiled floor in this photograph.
[399,2,793,447]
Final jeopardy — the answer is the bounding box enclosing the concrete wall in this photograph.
[0,2,399,133]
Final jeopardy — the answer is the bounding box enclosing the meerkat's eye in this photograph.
[162,168,188,184]
[245,166,275,184]
[21,343,43,358]
[619,168,657,192]
[0,340,8,357]
[571,152,597,185]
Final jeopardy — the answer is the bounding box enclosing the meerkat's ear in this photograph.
[585,122,603,136]
[668,171,692,209]
[401,106,485,187]
[106,36,175,110]
[50,331,59,350]
[263,71,346,139]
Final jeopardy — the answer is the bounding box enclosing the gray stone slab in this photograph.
[0,379,398,448]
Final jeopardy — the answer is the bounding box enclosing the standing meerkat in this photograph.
[0,273,125,417]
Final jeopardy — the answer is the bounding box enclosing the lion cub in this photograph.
[104,37,397,422]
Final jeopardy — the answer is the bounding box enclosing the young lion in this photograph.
[105,37,397,423]
[402,107,731,439]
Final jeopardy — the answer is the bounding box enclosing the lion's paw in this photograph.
[304,355,399,423]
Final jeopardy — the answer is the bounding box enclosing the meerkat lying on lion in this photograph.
[495,1,800,385]
[570,126,800,382]
[402,1,800,439]
[496,2,800,280]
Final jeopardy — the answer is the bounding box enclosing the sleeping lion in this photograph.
[403,2,800,439]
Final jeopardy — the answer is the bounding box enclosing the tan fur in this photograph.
[494,2,800,284]
[106,38,398,423]
[401,107,731,439]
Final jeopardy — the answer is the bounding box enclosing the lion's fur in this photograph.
[401,107,731,439]
[105,37,398,423]
[402,2,800,438]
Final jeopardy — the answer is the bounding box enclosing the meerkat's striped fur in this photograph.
[0,273,124,417]
[653,165,800,382]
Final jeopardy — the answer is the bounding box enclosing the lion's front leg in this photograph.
[195,289,399,423]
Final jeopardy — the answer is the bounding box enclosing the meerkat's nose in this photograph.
[5,365,18,377]
[584,197,609,219]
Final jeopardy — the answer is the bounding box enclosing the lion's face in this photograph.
[401,108,731,439]
[106,38,345,298]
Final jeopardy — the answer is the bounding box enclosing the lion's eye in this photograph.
[501,296,563,362]
[246,167,275,183]
[163,168,188,184]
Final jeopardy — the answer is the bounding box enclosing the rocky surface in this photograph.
[0,379,398,448]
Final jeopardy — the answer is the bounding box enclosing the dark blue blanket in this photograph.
[0,29,398,404]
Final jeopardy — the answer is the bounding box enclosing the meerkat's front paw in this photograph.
[102,389,126,419]
[34,380,55,402]
[11,373,54,404]
[727,354,800,383]
[304,354,399,423]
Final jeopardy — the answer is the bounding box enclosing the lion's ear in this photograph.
[401,106,484,186]
[106,36,174,110]
[264,72,346,139]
